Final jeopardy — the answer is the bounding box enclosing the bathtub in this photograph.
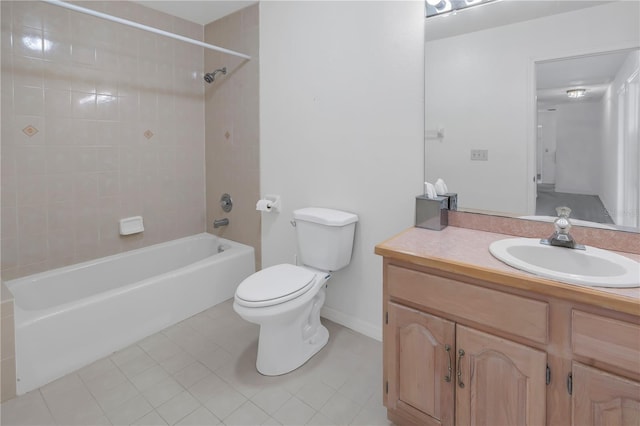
[5,233,255,395]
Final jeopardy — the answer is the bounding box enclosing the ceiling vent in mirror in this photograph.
[566,88,587,99]
[425,0,499,18]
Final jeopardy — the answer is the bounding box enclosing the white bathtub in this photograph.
[5,233,255,395]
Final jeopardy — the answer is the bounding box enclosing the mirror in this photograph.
[424,1,640,232]
[535,49,639,230]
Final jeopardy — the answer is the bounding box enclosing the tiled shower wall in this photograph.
[204,5,260,269]
[1,1,206,280]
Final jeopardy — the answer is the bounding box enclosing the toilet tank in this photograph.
[293,207,358,271]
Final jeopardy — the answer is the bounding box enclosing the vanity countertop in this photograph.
[375,226,640,316]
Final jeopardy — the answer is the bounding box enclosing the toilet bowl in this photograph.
[233,264,331,375]
[233,207,358,376]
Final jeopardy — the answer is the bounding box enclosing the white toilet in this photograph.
[233,207,358,376]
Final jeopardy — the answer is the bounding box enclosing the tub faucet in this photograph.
[213,218,229,228]
[540,207,585,250]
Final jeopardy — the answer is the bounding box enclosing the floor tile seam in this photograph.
[210,360,250,393]
[180,404,223,425]
[278,396,317,420]
[170,362,215,389]
[318,375,350,392]
[124,352,177,392]
[111,344,158,379]
[171,353,201,373]
[222,399,271,424]
[315,391,365,424]
[155,394,202,426]
[249,390,294,417]
[79,359,132,396]
[137,336,179,364]
[85,354,156,420]
[75,357,120,385]
[179,377,228,411]
[344,400,374,426]
[138,376,189,410]
[172,330,225,359]
[43,373,108,425]
[33,389,57,425]
[108,399,155,426]
[335,380,376,403]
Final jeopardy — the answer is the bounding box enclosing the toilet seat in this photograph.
[235,264,317,308]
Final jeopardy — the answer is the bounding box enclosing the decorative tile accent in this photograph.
[22,125,39,137]
[144,130,154,139]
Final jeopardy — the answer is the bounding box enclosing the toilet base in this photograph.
[256,323,329,376]
[255,284,328,376]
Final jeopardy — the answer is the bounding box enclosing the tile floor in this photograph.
[1,299,390,426]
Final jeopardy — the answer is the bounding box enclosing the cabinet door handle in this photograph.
[457,349,465,388]
[444,344,452,382]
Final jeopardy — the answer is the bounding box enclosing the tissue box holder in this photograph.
[416,195,449,231]
[444,193,458,211]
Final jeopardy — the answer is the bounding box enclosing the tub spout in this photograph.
[213,218,229,228]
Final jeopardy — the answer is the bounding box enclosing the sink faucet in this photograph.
[540,207,585,250]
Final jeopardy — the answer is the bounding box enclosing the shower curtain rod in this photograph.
[41,0,252,60]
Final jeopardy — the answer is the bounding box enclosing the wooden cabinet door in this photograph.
[572,362,640,426]
[386,302,456,426]
[455,325,546,426]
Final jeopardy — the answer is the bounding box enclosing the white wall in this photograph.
[259,1,425,340]
[601,49,640,226]
[425,1,640,217]
[537,110,557,184]
[555,101,602,195]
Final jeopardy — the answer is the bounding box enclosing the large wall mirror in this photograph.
[425,1,640,232]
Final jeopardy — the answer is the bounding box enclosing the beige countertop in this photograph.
[375,226,640,316]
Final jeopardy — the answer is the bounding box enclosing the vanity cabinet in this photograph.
[386,303,455,426]
[454,325,546,426]
[572,362,640,425]
[380,258,640,426]
[570,310,640,425]
[386,302,546,426]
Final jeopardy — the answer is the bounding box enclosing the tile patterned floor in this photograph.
[1,299,390,426]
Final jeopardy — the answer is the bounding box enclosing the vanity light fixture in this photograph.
[566,88,587,99]
[426,0,452,15]
[426,0,498,18]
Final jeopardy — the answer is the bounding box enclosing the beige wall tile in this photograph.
[1,1,206,279]
[1,314,15,361]
[204,4,261,269]
[0,307,16,402]
[1,298,14,317]
[1,357,17,402]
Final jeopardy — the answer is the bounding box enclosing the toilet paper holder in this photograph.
[256,195,281,213]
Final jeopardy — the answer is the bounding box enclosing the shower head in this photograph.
[204,67,227,84]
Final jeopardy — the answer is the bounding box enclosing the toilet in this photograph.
[233,207,358,376]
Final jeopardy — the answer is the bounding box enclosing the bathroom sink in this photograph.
[489,238,640,288]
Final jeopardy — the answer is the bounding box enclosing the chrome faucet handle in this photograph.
[554,206,572,233]
[220,193,233,213]
[540,206,585,250]
[555,206,572,218]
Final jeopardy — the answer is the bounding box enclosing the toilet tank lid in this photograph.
[293,207,359,226]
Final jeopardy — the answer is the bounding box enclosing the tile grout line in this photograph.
[35,388,57,425]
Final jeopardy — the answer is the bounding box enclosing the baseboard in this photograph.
[320,306,382,342]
